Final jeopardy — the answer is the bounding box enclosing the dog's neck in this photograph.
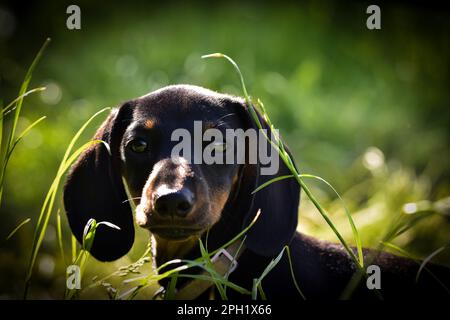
[153,234,200,267]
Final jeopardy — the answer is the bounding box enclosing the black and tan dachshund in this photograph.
[64,85,449,299]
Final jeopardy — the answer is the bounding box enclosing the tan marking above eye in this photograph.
[144,118,155,129]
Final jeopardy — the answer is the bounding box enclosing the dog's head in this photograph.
[64,85,300,261]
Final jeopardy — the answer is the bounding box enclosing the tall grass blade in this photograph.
[5,38,50,160]
[285,246,306,299]
[299,173,364,267]
[56,210,66,266]
[24,108,109,298]
[202,53,362,268]
[0,39,50,206]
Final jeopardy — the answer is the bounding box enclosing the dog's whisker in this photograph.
[215,112,237,124]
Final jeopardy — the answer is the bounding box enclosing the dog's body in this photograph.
[64,85,449,299]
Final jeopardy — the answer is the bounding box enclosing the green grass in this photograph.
[0,39,50,206]
[2,36,449,299]
[23,110,110,298]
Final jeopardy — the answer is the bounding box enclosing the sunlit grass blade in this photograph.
[202,53,362,270]
[5,218,31,241]
[207,209,260,258]
[83,244,152,293]
[121,259,250,299]
[175,274,250,295]
[33,106,109,231]
[251,174,294,194]
[380,241,420,260]
[66,219,120,299]
[117,212,261,299]
[25,140,107,295]
[0,116,46,204]
[5,38,50,157]
[71,235,77,263]
[1,87,46,119]
[0,99,3,165]
[4,116,46,161]
[198,238,226,299]
[24,108,110,299]
[299,173,364,267]
[202,53,249,101]
[0,39,50,207]
[59,107,111,170]
[56,210,66,266]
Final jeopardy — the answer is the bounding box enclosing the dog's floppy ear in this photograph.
[63,103,134,261]
[231,100,301,257]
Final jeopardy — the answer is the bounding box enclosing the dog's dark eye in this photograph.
[129,139,148,153]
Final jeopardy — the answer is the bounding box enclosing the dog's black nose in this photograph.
[153,189,194,218]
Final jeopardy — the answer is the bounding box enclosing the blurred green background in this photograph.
[0,0,449,299]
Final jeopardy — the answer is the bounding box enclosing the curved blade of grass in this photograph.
[416,245,449,283]
[25,140,105,293]
[59,107,111,172]
[381,241,449,293]
[285,246,306,299]
[5,218,31,241]
[0,116,46,203]
[252,174,294,194]
[67,219,121,299]
[252,247,286,299]
[202,53,362,269]
[123,222,257,299]
[202,53,250,102]
[393,210,433,239]
[6,38,50,156]
[206,209,260,258]
[380,241,420,260]
[175,274,250,295]
[83,244,152,292]
[199,238,226,299]
[66,219,97,299]
[5,116,46,160]
[122,259,250,299]
[299,174,364,267]
[1,87,46,119]
[0,39,50,208]
[34,138,108,236]
[24,106,109,298]
[14,116,47,144]
[34,108,109,234]
[0,100,3,171]
[115,192,260,299]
